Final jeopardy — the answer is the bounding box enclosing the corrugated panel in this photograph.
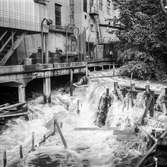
[0,0,48,32]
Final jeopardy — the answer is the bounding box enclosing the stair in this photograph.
[0,30,25,66]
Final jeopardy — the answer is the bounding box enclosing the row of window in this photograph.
[84,0,111,13]
[55,0,112,27]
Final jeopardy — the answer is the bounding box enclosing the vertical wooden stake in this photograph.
[43,135,46,142]
[3,151,7,167]
[19,145,23,159]
[77,99,80,114]
[31,132,35,151]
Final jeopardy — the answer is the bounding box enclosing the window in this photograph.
[99,0,103,10]
[55,4,61,26]
[83,0,87,12]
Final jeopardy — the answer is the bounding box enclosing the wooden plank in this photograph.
[54,120,67,149]
[74,127,118,131]
[0,111,28,118]
[0,102,25,112]
[0,31,7,42]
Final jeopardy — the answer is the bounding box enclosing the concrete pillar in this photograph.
[70,69,73,96]
[18,85,26,103]
[43,77,51,103]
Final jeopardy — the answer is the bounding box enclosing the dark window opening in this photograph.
[55,3,61,26]
[83,0,87,12]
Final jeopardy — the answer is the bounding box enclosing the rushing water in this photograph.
[1,76,166,167]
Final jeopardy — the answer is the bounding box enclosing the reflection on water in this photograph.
[0,77,154,167]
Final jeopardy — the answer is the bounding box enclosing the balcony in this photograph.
[49,25,73,34]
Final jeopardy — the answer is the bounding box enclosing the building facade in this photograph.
[74,0,119,61]
[0,0,119,66]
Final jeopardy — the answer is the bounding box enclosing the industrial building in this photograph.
[0,0,119,66]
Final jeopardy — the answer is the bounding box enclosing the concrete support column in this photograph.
[43,77,51,103]
[18,85,26,103]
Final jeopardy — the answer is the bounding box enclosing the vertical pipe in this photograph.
[41,24,44,64]
[45,33,49,64]
[19,145,23,159]
[70,69,73,96]
[3,151,7,167]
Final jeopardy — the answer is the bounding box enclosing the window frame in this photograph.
[55,3,62,27]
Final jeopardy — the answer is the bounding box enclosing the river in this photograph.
[0,73,167,167]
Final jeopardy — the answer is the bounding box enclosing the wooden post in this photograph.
[70,69,73,96]
[77,99,80,114]
[3,151,7,167]
[43,135,46,142]
[54,120,67,149]
[60,122,63,128]
[114,82,118,92]
[31,132,35,151]
[19,145,23,159]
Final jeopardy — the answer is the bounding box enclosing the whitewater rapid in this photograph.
[1,75,166,167]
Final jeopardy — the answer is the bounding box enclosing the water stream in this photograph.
[0,76,166,167]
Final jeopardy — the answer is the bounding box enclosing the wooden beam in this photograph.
[0,102,25,112]
[0,31,7,42]
[0,112,28,118]
[0,33,24,65]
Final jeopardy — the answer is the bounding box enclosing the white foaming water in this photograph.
[0,77,152,167]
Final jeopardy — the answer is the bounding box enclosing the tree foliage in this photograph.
[114,0,167,80]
